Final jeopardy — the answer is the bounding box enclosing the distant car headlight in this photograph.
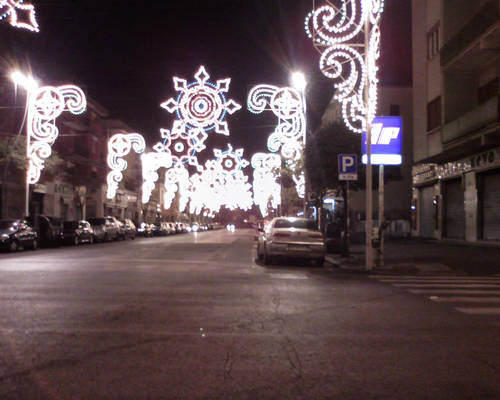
[192,225,199,232]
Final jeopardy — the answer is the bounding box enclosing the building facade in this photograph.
[411,0,500,242]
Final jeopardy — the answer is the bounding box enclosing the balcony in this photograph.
[441,0,500,73]
[443,96,499,143]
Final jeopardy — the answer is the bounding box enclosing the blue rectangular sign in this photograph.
[362,116,403,165]
[338,154,358,181]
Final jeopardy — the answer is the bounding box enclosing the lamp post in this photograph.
[291,71,308,216]
[10,71,38,217]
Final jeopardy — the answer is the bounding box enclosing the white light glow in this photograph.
[291,71,307,91]
[161,66,241,136]
[1,0,39,32]
[106,133,146,200]
[141,151,173,204]
[251,153,281,217]
[305,1,384,133]
[27,85,86,184]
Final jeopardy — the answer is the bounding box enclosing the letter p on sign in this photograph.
[338,154,358,181]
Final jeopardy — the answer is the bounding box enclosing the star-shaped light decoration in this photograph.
[161,66,241,136]
[213,144,249,176]
[0,0,39,32]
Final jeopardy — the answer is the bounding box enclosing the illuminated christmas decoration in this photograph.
[163,164,190,211]
[141,151,173,204]
[106,133,146,200]
[251,153,281,217]
[0,0,39,32]
[161,66,241,136]
[27,85,86,184]
[305,0,384,133]
[152,120,207,171]
[213,143,249,175]
[247,84,305,162]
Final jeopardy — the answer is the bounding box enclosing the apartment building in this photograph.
[412,0,500,242]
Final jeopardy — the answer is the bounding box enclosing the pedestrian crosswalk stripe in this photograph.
[454,307,500,315]
[370,275,500,316]
[410,289,500,295]
[394,283,500,288]
[429,296,500,303]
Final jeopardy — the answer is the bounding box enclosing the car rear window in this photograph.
[274,219,318,230]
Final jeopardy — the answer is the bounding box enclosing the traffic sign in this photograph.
[338,154,358,181]
[362,116,403,165]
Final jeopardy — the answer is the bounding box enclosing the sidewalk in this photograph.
[326,238,500,276]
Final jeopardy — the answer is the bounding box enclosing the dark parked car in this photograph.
[27,215,62,247]
[87,218,107,242]
[62,220,94,245]
[0,219,38,251]
[154,222,170,236]
[137,222,153,237]
[120,219,137,240]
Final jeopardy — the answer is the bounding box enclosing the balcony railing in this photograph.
[441,0,500,67]
[443,96,499,143]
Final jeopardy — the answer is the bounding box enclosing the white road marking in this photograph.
[410,289,500,295]
[454,307,500,315]
[394,283,500,288]
[269,273,308,280]
[429,296,500,303]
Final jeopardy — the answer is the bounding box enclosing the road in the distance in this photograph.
[0,229,499,399]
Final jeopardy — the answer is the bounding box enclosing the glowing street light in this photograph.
[291,71,307,91]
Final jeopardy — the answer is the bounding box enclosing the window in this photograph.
[427,23,440,60]
[389,104,400,116]
[478,78,498,105]
[427,96,441,131]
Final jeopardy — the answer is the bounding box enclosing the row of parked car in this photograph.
[0,215,214,253]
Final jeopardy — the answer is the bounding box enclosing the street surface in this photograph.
[0,229,499,399]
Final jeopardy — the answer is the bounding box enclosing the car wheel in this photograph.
[103,233,108,242]
[263,244,271,265]
[31,239,38,250]
[257,242,263,260]
[9,240,18,252]
[315,258,325,267]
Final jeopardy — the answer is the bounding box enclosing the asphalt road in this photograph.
[0,229,499,399]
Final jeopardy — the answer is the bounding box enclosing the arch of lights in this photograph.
[161,66,242,136]
[251,153,281,217]
[247,84,306,198]
[141,150,173,204]
[305,0,384,133]
[0,0,39,31]
[188,146,252,214]
[27,85,86,184]
[106,133,146,200]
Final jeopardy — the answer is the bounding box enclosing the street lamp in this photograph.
[291,71,308,216]
[9,70,38,217]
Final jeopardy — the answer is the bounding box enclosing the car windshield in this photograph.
[64,221,79,229]
[88,218,106,225]
[0,220,15,229]
[274,219,318,230]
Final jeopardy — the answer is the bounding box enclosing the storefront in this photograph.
[412,146,500,243]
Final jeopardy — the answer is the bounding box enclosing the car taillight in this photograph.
[309,233,322,239]
[274,232,291,238]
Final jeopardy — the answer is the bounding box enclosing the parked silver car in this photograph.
[257,217,325,265]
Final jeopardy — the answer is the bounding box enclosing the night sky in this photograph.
[1,0,411,157]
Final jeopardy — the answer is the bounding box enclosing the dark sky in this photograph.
[1,0,411,157]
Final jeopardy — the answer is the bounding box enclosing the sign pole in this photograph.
[377,165,384,267]
[346,180,350,256]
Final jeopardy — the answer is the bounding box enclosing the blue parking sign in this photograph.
[362,116,403,165]
[338,154,358,181]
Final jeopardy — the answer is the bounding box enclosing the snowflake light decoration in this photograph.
[152,120,207,170]
[251,153,281,217]
[27,85,86,184]
[161,66,241,136]
[106,133,146,200]
[163,164,190,211]
[213,144,249,175]
[0,0,39,32]
[305,0,384,133]
[247,84,305,161]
